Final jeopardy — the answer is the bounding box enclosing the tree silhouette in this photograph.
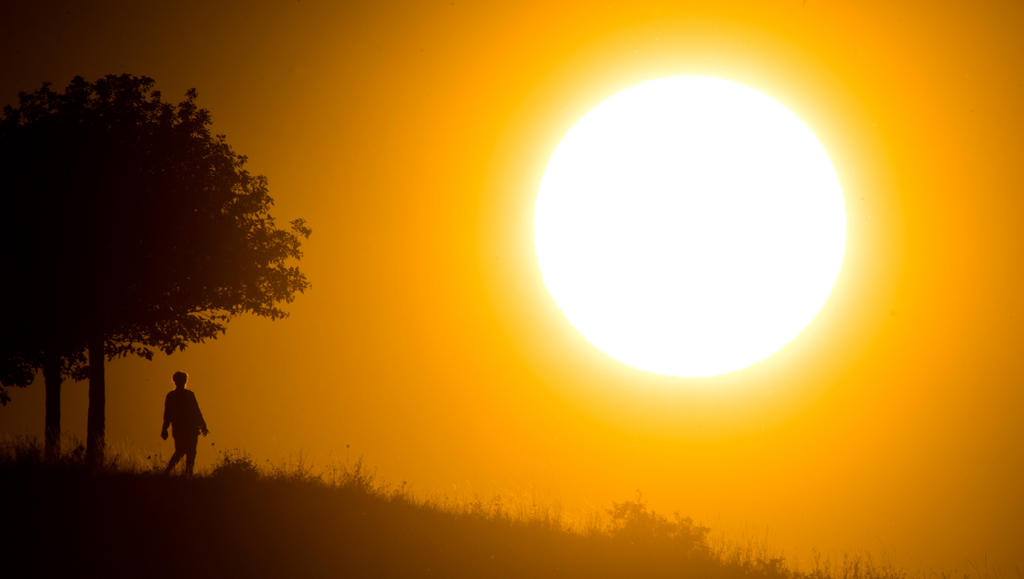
[0,342,85,459]
[0,74,311,466]
[0,106,90,459]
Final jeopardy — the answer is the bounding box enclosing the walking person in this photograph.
[161,371,209,475]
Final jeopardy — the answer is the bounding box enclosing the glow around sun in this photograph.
[535,76,846,378]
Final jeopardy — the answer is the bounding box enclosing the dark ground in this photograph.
[1,445,903,579]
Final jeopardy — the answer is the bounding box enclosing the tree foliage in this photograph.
[2,74,310,358]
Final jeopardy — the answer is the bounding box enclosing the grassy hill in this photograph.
[1,442,905,579]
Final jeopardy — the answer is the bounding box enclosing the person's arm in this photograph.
[161,393,171,440]
[193,393,208,436]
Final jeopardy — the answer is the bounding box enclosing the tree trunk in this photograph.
[43,351,61,460]
[85,334,105,469]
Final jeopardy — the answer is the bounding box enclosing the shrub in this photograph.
[606,493,709,551]
[210,449,260,481]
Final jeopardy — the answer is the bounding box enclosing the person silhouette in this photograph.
[161,371,209,475]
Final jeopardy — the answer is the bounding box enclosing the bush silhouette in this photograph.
[607,494,709,551]
[210,449,261,482]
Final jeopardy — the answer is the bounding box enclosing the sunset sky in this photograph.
[2,1,1022,574]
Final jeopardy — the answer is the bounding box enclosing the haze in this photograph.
[2,1,1022,574]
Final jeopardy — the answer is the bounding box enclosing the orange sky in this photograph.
[2,0,1022,574]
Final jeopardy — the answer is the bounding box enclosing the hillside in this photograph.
[1,444,904,579]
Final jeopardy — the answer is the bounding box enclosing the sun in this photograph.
[534,76,846,378]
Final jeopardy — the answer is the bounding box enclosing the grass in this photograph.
[0,439,913,579]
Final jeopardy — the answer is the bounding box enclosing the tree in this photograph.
[0,345,84,459]
[0,105,90,459]
[0,74,311,466]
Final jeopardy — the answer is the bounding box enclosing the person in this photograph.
[161,371,209,475]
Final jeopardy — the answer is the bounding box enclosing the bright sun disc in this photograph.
[535,76,846,378]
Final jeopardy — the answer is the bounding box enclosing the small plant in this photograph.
[606,491,709,551]
[0,436,42,467]
[332,457,378,494]
[211,449,260,481]
[270,451,321,484]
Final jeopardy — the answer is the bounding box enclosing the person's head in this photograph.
[172,371,188,388]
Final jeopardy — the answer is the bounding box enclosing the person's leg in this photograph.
[167,432,190,474]
[185,445,197,476]
[165,450,183,474]
[184,432,199,476]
